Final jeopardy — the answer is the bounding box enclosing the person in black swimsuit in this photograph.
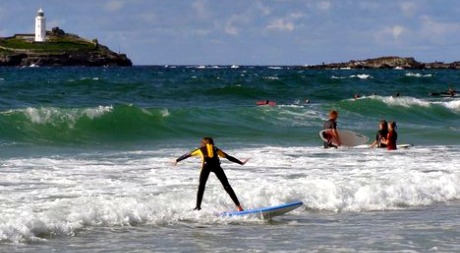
[322,110,341,148]
[370,120,388,148]
[173,137,249,211]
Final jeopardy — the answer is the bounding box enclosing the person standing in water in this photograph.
[382,121,398,150]
[370,120,388,148]
[322,110,341,148]
[173,137,248,211]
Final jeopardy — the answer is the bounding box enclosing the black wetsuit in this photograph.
[375,129,388,148]
[176,144,243,210]
[323,119,338,148]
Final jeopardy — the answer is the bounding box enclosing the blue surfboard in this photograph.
[220,201,303,219]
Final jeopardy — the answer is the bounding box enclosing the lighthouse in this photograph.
[35,8,46,42]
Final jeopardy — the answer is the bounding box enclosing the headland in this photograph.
[303,56,460,70]
[0,27,132,67]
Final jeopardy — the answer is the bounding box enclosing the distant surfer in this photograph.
[381,121,398,150]
[256,100,276,106]
[173,137,248,211]
[429,87,457,97]
[370,120,388,148]
[322,110,341,148]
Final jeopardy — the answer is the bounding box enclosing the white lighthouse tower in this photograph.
[35,8,46,42]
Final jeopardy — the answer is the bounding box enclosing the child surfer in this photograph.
[370,120,388,148]
[173,137,249,211]
[322,110,341,148]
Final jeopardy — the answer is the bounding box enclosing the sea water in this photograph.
[0,66,459,252]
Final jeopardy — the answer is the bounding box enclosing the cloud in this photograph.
[219,2,271,36]
[267,18,294,31]
[266,12,304,32]
[255,1,271,16]
[374,25,406,43]
[387,25,405,39]
[317,1,332,11]
[192,0,209,19]
[220,6,259,36]
[225,18,239,35]
[357,1,380,11]
[139,12,156,23]
[104,1,124,12]
[419,16,460,40]
[400,2,416,16]
[289,12,305,19]
[192,29,211,36]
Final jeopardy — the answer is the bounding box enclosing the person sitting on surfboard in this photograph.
[429,87,457,97]
[322,110,341,148]
[256,100,276,106]
[370,120,388,148]
[381,121,397,150]
[173,137,249,211]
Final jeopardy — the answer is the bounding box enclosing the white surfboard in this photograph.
[354,143,414,149]
[319,129,369,147]
[220,201,303,219]
[397,144,413,149]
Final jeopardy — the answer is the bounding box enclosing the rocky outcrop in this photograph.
[0,28,132,67]
[0,50,132,67]
[304,56,460,70]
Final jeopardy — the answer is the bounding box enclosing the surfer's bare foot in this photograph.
[193,207,201,211]
[237,205,244,212]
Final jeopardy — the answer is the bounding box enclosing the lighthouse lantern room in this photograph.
[35,8,46,42]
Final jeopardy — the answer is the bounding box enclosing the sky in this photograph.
[1,0,460,66]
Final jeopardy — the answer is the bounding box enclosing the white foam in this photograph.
[21,106,113,126]
[82,105,113,119]
[264,76,280,80]
[1,145,459,242]
[441,100,460,111]
[375,96,431,107]
[350,74,372,79]
[368,95,460,112]
[405,72,432,78]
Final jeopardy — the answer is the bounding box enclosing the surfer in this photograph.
[429,87,457,97]
[173,137,248,211]
[256,100,276,106]
[381,121,398,150]
[322,110,341,148]
[370,120,388,148]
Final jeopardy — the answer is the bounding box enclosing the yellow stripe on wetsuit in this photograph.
[188,144,226,166]
[206,143,214,158]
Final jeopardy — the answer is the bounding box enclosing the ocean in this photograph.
[0,66,459,252]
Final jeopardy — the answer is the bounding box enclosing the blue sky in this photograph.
[1,0,459,65]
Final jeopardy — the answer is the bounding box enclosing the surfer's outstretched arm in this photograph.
[175,152,192,163]
[217,150,249,165]
[173,149,201,166]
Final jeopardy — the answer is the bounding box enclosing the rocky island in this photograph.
[304,56,460,70]
[0,27,132,67]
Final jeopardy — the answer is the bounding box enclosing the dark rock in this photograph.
[304,56,458,70]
